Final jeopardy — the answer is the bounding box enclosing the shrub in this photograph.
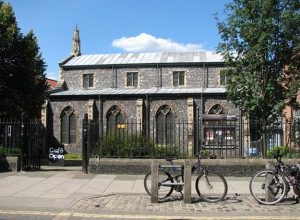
[0,145,21,156]
[97,133,154,158]
[267,145,300,159]
[95,132,188,158]
[152,144,188,159]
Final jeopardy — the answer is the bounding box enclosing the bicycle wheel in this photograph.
[249,170,287,205]
[195,172,228,202]
[144,170,174,199]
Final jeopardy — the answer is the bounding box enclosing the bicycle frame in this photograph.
[159,156,205,190]
[145,155,228,202]
[273,155,300,196]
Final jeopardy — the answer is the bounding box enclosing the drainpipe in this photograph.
[98,94,102,139]
[200,63,206,152]
[145,94,150,137]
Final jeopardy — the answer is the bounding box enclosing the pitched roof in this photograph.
[46,78,58,90]
[61,52,222,67]
[50,87,226,96]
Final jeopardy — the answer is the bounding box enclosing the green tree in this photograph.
[0,1,48,119]
[217,0,300,157]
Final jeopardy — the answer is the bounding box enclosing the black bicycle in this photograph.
[144,155,228,202]
[249,152,300,205]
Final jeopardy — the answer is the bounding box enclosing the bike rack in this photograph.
[265,161,276,202]
[151,160,192,203]
[159,164,184,187]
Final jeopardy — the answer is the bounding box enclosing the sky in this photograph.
[6,0,231,80]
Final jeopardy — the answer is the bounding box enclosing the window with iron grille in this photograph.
[156,105,174,145]
[126,72,138,87]
[61,107,76,144]
[83,73,94,88]
[204,121,236,147]
[173,71,185,87]
[204,104,236,148]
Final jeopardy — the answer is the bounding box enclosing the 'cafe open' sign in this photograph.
[49,147,64,161]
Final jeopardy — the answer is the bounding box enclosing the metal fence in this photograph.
[0,118,45,170]
[85,120,191,159]
[84,117,300,159]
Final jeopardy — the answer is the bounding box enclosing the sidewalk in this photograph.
[0,167,299,219]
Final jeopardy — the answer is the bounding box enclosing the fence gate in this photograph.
[196,114,242,158]
[21,121,45,170]
[0,119,45,170]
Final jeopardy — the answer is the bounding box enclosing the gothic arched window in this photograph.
[61,107,76,144]
[156,105,174,145]
[208,104,224,114]
[204,104,235,149]
[106,106,124,132]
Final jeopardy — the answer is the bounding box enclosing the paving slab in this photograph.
[0,169,299,219]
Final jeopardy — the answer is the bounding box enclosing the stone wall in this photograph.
[0,156,20,172]
[49,99,89,153]
[88,158,300,177]
[49,93,239,154]
[61,65,222,90]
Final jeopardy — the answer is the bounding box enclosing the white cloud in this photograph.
[112,33,203,52]
[112,33,223,61]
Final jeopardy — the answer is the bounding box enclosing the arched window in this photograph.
[61,112,69,144]
[208,104,224,114]
[156,105,174,145]
[204,104,235,149]
[106,106,124,132]
[61,107,76,144]
[69,113,76,144]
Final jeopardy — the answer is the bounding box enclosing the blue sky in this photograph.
[7,0,230,80]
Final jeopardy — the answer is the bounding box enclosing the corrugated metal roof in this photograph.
[62,51,219,67]
[50,87,226,96]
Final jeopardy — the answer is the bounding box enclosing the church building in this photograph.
[44,27,242,158]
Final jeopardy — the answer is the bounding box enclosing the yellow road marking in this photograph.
[0,209,299,219]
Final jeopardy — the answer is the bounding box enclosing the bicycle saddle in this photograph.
[165,156,177,162]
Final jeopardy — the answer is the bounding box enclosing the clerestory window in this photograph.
[83,73,94,88]
[126,72,138,87]
[173,71,185,87]
[220,71,227,86]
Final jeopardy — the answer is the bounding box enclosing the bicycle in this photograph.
[144,155,228,202]
[249,151,300,205]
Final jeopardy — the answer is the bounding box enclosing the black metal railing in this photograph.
[0,118,45,170]
[83,117,300,159]
[85,120,191,159]
[0,119,22,156]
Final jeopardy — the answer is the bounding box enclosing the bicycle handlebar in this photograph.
[273,149,283,162]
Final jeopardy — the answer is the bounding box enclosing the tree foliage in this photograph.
[217,0,300,122]
[0,1,48,119]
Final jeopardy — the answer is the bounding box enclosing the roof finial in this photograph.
[71,25,81,56]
